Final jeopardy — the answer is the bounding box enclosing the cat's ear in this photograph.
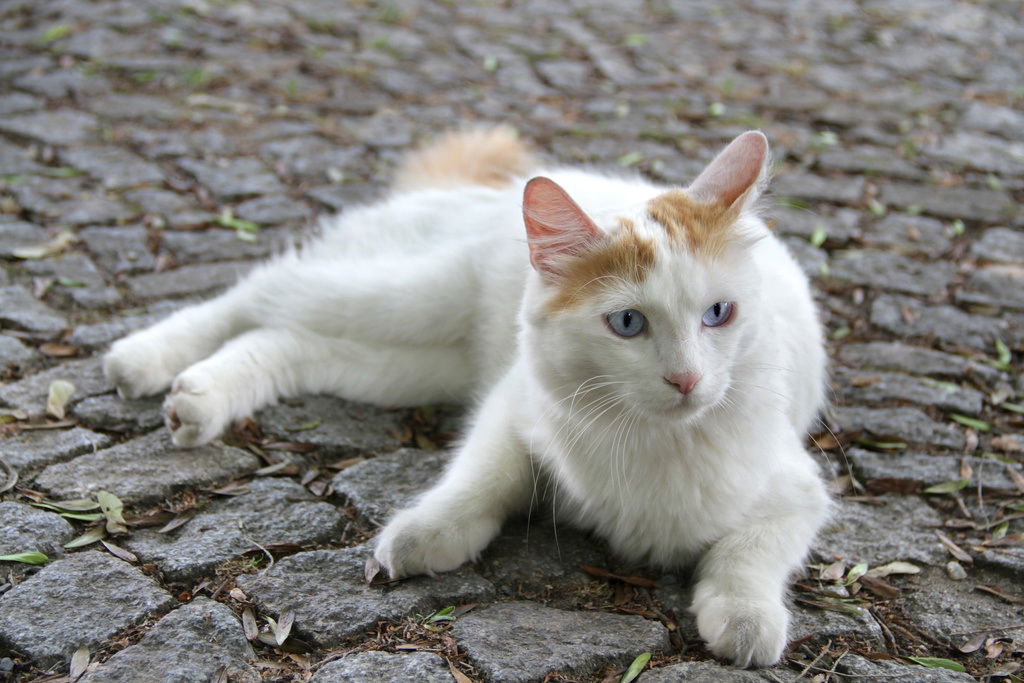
[523,176,602,278]
[687,131,768,210]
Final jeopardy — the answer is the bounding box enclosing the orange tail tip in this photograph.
[393,126,538,191]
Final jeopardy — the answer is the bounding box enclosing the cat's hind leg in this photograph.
[165,328,475,447]
[104,288,253,399]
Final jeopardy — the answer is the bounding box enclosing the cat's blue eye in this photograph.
[702,302,734,328]
[607,309,647,337]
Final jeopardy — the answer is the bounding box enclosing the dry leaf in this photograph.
[69,646,89,681]
[96,490,128,535]
[13,230,76,260]
[1006,465,1024,494]
[959,458,973,481]
[936,532,973,564]
[39,343,79,357]
[865,560,920,577]
[449,662,473,683]
[101,540,138,563]
[46,380,75,419]
[157,512,193,534]
[857,574,900,599]
[365,556,382,585]
[274,611,294,646]
[959,632,987,653]
[579,564,658,588]
[242,607,258,641]
[820,560,846,582]
[811,433,839,450]
[851,375,881,387]
[990,435,1021,453]
[974,584,1024,605]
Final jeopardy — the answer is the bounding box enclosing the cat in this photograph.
[104,126,829,668]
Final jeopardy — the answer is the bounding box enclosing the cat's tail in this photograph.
[393,126,538,191]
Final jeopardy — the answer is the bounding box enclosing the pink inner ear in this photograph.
[688,131,768,207]
[523,177,601,274]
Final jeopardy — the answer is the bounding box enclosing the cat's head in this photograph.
[521,131,770,424]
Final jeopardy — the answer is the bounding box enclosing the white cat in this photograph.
[105,127,829,667]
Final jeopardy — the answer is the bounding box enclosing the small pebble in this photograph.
[946,560,967,580]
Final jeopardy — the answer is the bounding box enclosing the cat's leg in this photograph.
[374,369,532,577]
[165,328,475,447]
[104,287,254,399]
[690,457,828,667]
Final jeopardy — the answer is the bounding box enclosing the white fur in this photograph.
[105,135,829,668]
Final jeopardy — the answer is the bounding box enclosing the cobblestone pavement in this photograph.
[1,0,1023,681]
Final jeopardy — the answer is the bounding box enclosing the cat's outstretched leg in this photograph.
[104,288,253,399]
[165,328,474,447]
[374,370,533,577]
[689,459,828,667]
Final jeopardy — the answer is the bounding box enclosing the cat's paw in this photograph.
[692,593,788,668]
[163,369,230,447]
[373,506,500,578]
[104,335,177,399]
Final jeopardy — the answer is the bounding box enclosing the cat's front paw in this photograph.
[692,592,789,668]
[163,369,230,447]
[373,506,500,579]
[104,335,177,399]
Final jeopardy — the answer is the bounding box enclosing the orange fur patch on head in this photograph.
[647,189,738,258]
[545,220,655,314]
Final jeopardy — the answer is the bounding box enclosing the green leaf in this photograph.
[41,498,101,512]
[949,413,990,432]
[867,199,886,217]
[46,379,75,419]
[97,490,128,534]
[844,562,868,585]
[64,526,106,549]
[216,209,260,242]
[285,419,321,432]
[1000,401,1024,415]
[423,606,456,624]
[620,652,652,683]
[617,151,643,167]
[809,226,827,248]
[482,55,498,72]
[951,219,965,236]
[40,24,72,43]
[60,511,105,522]
[854,438,906,451]
[0,551,49,565]
[830,326,851,341]
[923,479,970,494]
[623,33,648,48]
[992,520,1009,540]
[907,657,966,673]
[56,277,85,287]
[707,102,726,117]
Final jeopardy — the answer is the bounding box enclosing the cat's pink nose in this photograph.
[665,372,701,395]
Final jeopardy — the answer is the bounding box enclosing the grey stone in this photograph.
[832,368,985,415]
[880,181,1018,225]
[178,158,284,200]
[0,220,46,258]
[836,406,965,450]
[0,335,39,371]
[478,521,608,604]
[0,357,111,413]
[771,207,859,243]
[126,261,251,299]
[258,136,365,182]
[829,249,955,296]
[310,651,452,683]
[67,302,186,350]
[159,229,282,264]
[851,449,1024,493]
[836,341,1004,384]
[125,478,343,582]
[61,146,164,189]
[80,597,257,683]
[0,92,41,116]
[21,253,121,309]
[237,544,495,647]
[924,131,1024,176]
[899,566,1022,642]
[235,195,312,226]
[0,426,112,471]
[815,496,945,565]
[780,237,828,278]
[870,294,1009,352]
[62,195,139,226]
[861,214,951,258]
[789,600,884,648]
[79,225,156,275]
[962,101,1024,140]
[639,661,781,682]
[86,94,183,124]
[816,146,926,180]
[306,183,384,212]
[13,69,109,100]
[0,552,174,666]
[773,172,865,204]
[331,447,448,525]
[0,110,98,146]
[35,429,260,505]
[957,264,1024,311]
[0,286,67,336]
[837,653,974,682]
[452,601,669,683]
[971,227,1024,264]
[0,502,74,560]
[256,396,407,457]
[71,394,164,432]
[350,110,413,148]
[535,60,592,93]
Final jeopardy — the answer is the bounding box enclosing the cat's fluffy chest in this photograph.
[524,391,771,568]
